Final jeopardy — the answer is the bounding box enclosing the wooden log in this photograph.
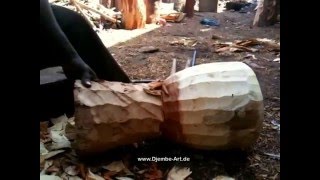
[72,81,163,155]
[161,62,264,150]
[119,0,147,30]
[71,62,264,155]
[253,0,279,27]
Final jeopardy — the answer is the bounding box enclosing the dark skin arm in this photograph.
[40,0,97,87]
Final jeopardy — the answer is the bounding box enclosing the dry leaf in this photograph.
[167,166,192,180]
[273,58,280,62]
[64,165,79,176]
[46,165,60,173]
[115,177,134,180]
[40,175,62,180]
[86,169,105,180]
[45,150,65,159]
[79,164,87,179]
[50,131,71,150]
[254,155,261,161]
[103,171,118,180]
[144,163,163,180]
[41,160,54,175]
[272,107,280,111]
[41,142,49,155]
[243,54,257,60]
[40,122,50,142]
[212,176,235,180]
[50,114,69,133]
[61,173,83,180]
[103,161,126,173]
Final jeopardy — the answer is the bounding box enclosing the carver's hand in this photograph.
[63,58,98,88]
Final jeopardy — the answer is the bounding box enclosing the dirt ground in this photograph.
[105,10,280,180]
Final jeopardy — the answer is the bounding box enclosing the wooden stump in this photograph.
[184,0,195,18]
[119,0,147,30]
[253,0,280,27]
[145,0,161,24]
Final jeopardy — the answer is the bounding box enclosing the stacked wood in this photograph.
[52,0,121,30]
[72,81,163,155]
[161,62,264,150]
[71,62,264,155]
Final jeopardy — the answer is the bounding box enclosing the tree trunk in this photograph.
[184,0,195,18]
[119,0,147,30]
[253,0,279,27]
[145,0,162,24]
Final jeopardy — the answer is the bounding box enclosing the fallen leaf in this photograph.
[40,175,62,180]
[50,131,71,150]
[46,165,60,173]
[167,166,192,180]
[212,176,235,180]
[137,169,147,174]
[273,58,280,62]
[264,153,280,160]
[50,114,69,133]
[115,177,134,180]
[243,54,257,60]
[40,121,49,132]
[41,160,54,175]
[61,173,83,180]
[254,155,261,161]
[41,142,49,155]
[103,161,126,173]
[40,122,50,142]
[170,38,197,47]
[44,150,65,160]
[272,97,280,100]
[86,169,105,180]
[103,171,118,180]
[144,163,163,180]
[200,28,212,32]
[272,107,280,111]
[64,165,79,176]
[79,164,87,179]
